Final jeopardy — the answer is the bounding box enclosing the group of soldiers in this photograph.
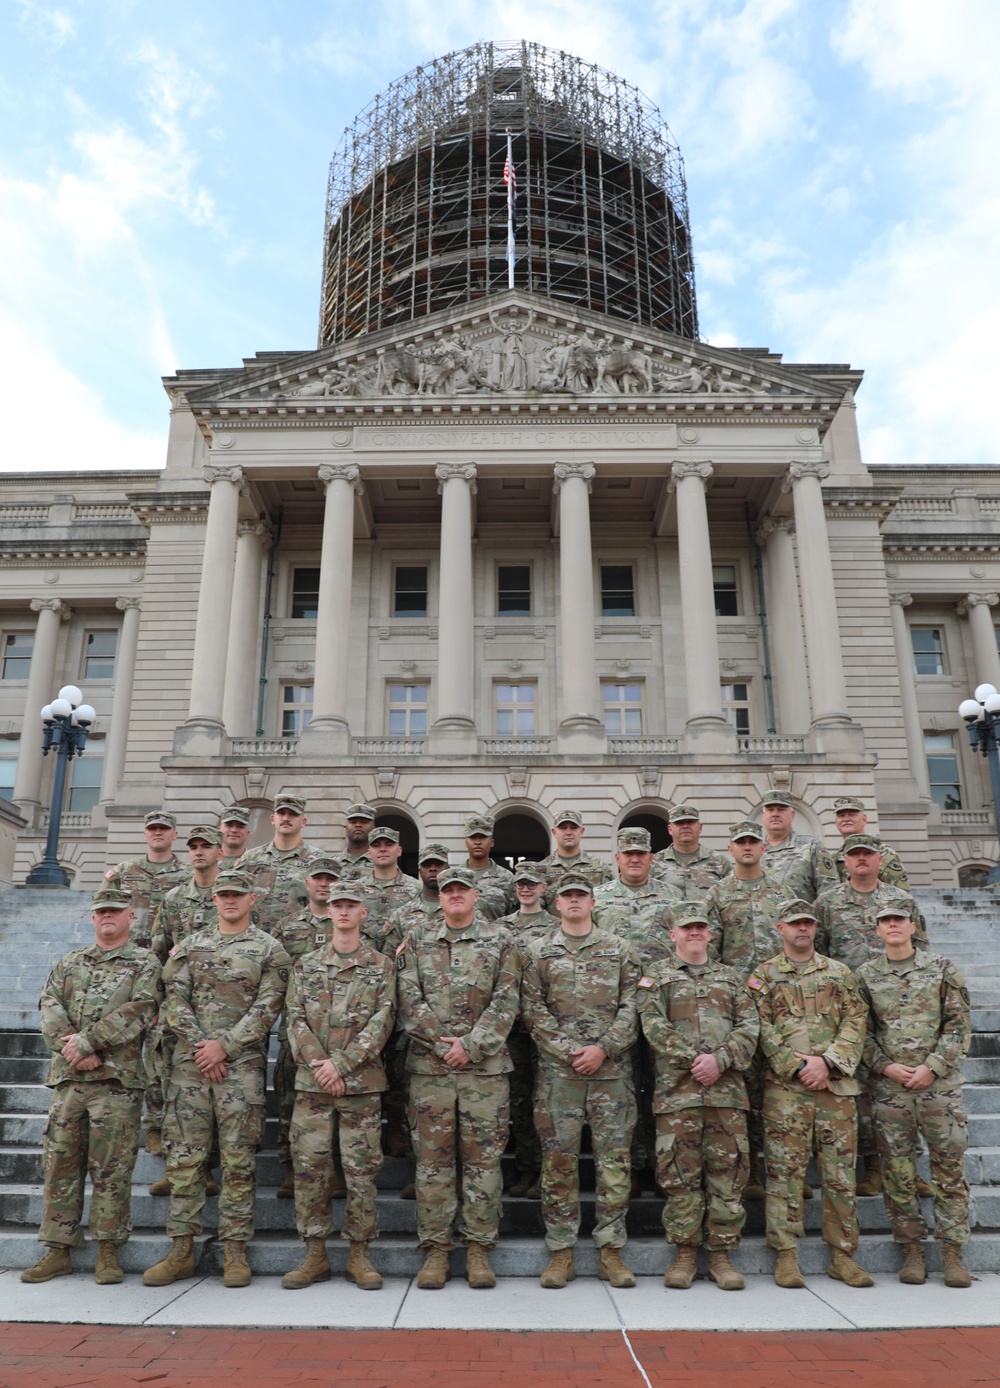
[21,789,974,1294]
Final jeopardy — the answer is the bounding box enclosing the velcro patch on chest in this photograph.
[637,976,656,989]
[747,976,764,990]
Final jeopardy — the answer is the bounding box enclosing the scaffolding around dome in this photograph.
[320,40,698,346]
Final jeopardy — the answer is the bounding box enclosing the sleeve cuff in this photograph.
[926,1054,948,1078]
[74,1034,94,1057]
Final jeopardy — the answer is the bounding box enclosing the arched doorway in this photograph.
[959,863,992,889]
[373,810,420,878]
[493,812,550,870]
[619,810,671,854]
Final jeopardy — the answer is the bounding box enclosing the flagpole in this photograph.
[506,129,515,289]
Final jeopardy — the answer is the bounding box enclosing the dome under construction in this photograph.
[320,40,698,345]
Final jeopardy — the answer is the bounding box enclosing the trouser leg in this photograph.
[291,1091,337,1240]
[410,1072,458,1251]
[702,1108,749,1251]
[763,1081,813,1252]
[873,1088,928,1243]
[214,1066,264,1243]
[455,1074,509,1248]
[656,1110,706,1247]
[84,1084,143,1245]
[535,1069,586,1252]
[38,1083,88,1249]
[586,1076,635,1249]
[338,1093,384,1244]
[917,1088,970,1246]
[813,1092,859,1255]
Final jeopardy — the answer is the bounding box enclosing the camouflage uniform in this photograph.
[497,906,560,1180]
[286,940,395,1244]
[638,958,758,1249]
[857,951,972,1247]
[651,845,732,895]
[103,856,189,950]
[162,925,290,1242]
[536,851,614,909]
[351,869,422,947]
[751,951,866,1254]
[520,926,640,1252]
[466,860,517,921]
[397,916,519,1251]
[272,907,338,1168]
[815,882,928,972]
[37,940,162,1249]
[237,841,322,935]
[703,871,791,980]
[835,840,910,891]
[378,891,443,1157]
[762,831,838,902]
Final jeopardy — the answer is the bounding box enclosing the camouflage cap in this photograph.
[368,825,400,845]
[617,826,652,852]
[553,809,584,827]
[670,900,712,927]
[778,898,819,923]
[273,794,306,814]
[832,796,866,814]
[512,863,545,884]
[345,803,377,821]
[213,869,255,894]
[306,856,343,877]
[554,873,595,896]
[669,803,701,823]
[842,833,882,854]
[761,790,794,808]
[437,866,478,889]
[92,886,131,910]
[187,825,223,847]
[144,810,177,829]
[729,819,764,842]
[220,805,251,825]
[464,814,495,836]
[327,884,366,904]
[875,894,915,921]
[418,842,450,865]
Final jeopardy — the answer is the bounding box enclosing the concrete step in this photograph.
[961,1084,1000,1113]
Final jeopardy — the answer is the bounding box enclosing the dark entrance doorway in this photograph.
[618,811,671,854]
[493,812,550,870]
[373,811,420,877]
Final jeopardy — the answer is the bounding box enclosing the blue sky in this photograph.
[1,0,996,472]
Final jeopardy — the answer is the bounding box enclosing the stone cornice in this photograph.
[883,533,1000,557]
[821,487,901,523]
[0,537,146,563]
[125,490,210,524]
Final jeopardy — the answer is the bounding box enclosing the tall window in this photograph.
[494,683,536,736]
[600,565,635,616]
[393,565,428,618]
[924,732,962,809]
[68,755,103,814]
[721,681,751,736]
[281,684,313,736]
[497,565,531,616]
[387,683,429,737]
[290,568,321,619]
[602,682,643,735]
[0,748,17,800]
[911,627,944,675]
[713,565,740,617]
[1,633,33,679]
[82,630,117,680]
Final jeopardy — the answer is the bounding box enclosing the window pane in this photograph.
[1,633,33,680]
[394,566,428,617]
[911,628,943,675]
[713,565,739,617]
[386,682,428,736]
[291,568,321,619]
[83,630,117,680]
[601,680,643,735]
[0,755,17,800]
[281,684,313,736]
[624,707,643,734]
[496,709,513,734]
[497,565,531,616]
[721,681,751,736]
[388,709,407,734]
[68,756,103,813]
[600,565,634,616]
[410,709,427,736]
[516,708,535,734]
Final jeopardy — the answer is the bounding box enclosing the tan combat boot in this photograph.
[329,1156,347,1200]
[742,1151,766,1201]
[20,1246,72,1283]
[828,1249,874,1287]
[466,1244,496,1289]
[856,1156,882,1197]
[416,1246,451,1289]
[942,1243,972,1288]
[508,1171,539,1198]
[143,1235,195,1286]
[276,1167,295,1200]
[915,1174,935,1199]
[95,1243,123,1285]
[281,1238,331,1289]
[223,1241,252,1287]
[774,1248,805,1288]
[346,1241,382,1290]
[899,1242,927,1284]
[708,1249,745,1291]
[204,1171,219,1198]
[145,1131,163,1156]
[540,1248,575,1289]
[598,1247,636,1288]
[663,1245,698,1289]
[399,1182,416,1200]
[148,1177,171,1197]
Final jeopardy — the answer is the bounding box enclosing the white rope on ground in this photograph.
[605,1284,654,1388]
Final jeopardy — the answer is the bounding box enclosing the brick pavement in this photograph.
[2,1326,1000,1387]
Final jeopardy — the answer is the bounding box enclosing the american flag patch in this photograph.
[748,977,763,990]
[105,869,115,879]
[637,976,655,989]
[395,940,407,956]
[169,945,180,957]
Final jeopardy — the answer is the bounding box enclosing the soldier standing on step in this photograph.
[856,903,973,1288]
[238,794,321,934]
[535,809,614,908]
[462,814,517,919]
[830,797,910,890]
[650,804,732,894]
[21,887,162,1286]
[219,805,252,865]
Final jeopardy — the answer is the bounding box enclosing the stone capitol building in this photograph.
[1,40,998,890]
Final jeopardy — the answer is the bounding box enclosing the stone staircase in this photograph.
[0,886,998,1279]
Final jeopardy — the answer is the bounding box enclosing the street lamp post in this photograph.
[25,685,96,888]
[959,682,1000,887]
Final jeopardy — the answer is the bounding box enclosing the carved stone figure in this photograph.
[596,347,653,394]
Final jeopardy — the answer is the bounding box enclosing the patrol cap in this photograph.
[761,790,793,808]
[144,810,177,829]
[617,827,652,852]
[437,866,478,889]
[842,833,882,854]
[92,887,131,910]
[346,803,377,821]
[512,863,545,885]
[555,873,595,896]
[672,901,712,927]
[187,825,222,847]
[213,869,255,895]
[306,856,343,877]
[553,809,584,827]
[833,796,866,813]
[729,819,764,842]
[220,805,251,825]
[778,898,819,923]
[464,814,495,836]
[368,825,400,845]
[328,885,366,904]
[273,794,307,815]
[418,842,450,865]
[669,804,701,823]
[875,895,915,921]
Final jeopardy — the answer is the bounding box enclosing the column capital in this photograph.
[755,515,794,545]
[957,592,999,615]
[888,591,913,608]
[783,460,830,490]
[203,463,245,487]
[29,597,70,619]
[236,519,274,546]
[318,463,364,496]
[552,461,596,494]
[435,462,478,495]
[669,460,713,492]
[115,596,142,612]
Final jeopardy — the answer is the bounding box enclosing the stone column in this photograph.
[553,462,604,750]
[178,463,244,754]
[222,521,272,738]
[430,463,477,752]
[756,517,811,732]
[12,598,69,813]
[100,598,141,804]
[299,464,363,754]
[889,593,931,798]
[670,462,732,749]
[958,593,1000,694]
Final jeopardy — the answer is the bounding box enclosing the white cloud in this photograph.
[15,0,75,45]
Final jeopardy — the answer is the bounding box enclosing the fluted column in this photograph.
[223,521,272,738]
[670,461,732,749]
[100,598,141,804]
[431,463,477,752]
[299,465,363,754]
[756,517,810,731]
[958,593,1000,694]
[185,464,244,731]
[889,593,931,798]
[12,598,68,812]
[553,462,603,749]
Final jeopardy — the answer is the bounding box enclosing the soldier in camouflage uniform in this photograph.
[219,805,251,865]
[396,866,519,1291]
[335,802,377,876]
[21,887,162,1286]
[521,874,641,1290]
[535,809,614,908]
[651,804,732,894]
[346,826,421,945]
[272,856,345,1199]
[638,902,759,1291]
[498,863,559,1196]
[281,885,396,1292]
[857,903,973,1288]
[759,789,838,901]
[143,869,290,1290]
[831,796,910,890]
[238,794,321,934]
[462,814,516,920]
[750,899,872,1289]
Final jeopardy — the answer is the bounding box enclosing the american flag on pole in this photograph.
[504,136,517,286]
